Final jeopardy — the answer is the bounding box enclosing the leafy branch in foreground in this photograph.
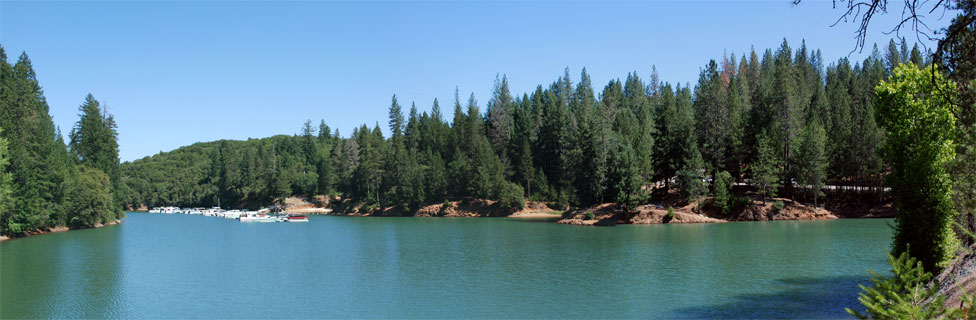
[847,250,946,319]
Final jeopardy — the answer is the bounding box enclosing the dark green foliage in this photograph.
[694,60,731,172]
[877,63,959,272]
[751,130,782,204]
[497,182,524,212]
[608,135,643,209]
[678,147,707,211]
[66,165,114,228]
[486,75,514,162]
[937,0,976,247]
[731,196,752,211]
[655,83,697,190]
[713,171,733,215]
[771,201,784,212]
[846,251,947,319]
[0,49,113,236]
[666,206,675,223]
[69,94,123,219]
[0,129,11,218]
[111,39,922,223]
[796,120,828,206]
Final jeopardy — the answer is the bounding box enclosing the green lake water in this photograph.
[0,213,892,319]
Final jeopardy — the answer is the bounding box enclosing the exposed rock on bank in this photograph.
[558,196,858,226]
[935,245,976,308]
[325,198,558,218]
[284,196,334,214]
[559,203,723,226]
[726,198,836,221]
[312,190,892,227]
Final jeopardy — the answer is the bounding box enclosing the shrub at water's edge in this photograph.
[846,251,976,318]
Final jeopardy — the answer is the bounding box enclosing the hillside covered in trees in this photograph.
[0,46,124,237]
[120,38,925,215]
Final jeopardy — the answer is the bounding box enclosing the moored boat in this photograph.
[222,210,242,219]
[239,212,277,223]
[286,214,309,222]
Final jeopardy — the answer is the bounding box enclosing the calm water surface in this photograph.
[1,213,892,318]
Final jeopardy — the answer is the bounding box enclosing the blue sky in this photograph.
[0,1,954,162]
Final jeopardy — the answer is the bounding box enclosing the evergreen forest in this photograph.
[117,38,926,215]
[0,46,124,236]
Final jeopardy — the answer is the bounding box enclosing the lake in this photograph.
[0,213,892,318]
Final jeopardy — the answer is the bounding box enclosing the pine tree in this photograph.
[825,59,855,182]
[885,38,902,74]
[486,74,514,162]
[386,96,407,209]
[1,52,73,234]
[608,135,642,209]
[576,99,608,205]
[776,40,803,193]
[0,128,11,217]
[656,84,697,189]
[511,98,536,199]
[752,130,782,204]
[388,95,404,139]
[796,120,828,206]
[694,59,730,172]
[678,147,707,212]
[68,94,122,218]
[713,170,733,215]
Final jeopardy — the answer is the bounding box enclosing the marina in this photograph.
[146,206,306,223]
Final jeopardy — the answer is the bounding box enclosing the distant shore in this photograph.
[125,191,894,227]
[320,194,894,226]
[0,219,123,242]
[556,196,894,226]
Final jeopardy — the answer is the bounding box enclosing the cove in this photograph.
[0,212,891,318]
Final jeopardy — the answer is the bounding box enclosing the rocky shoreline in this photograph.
[314,194,894,226]
[0,219,123,242]
[556,197,853,226]
[324,198,558,218]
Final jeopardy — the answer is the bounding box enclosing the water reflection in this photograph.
[671,276,872,319]
[1,214,892,319]
[0,224,124,319]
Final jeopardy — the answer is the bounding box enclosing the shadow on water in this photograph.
[671,276,872,319]
[504,216,563,223]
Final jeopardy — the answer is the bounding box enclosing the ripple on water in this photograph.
[1,214,892,318]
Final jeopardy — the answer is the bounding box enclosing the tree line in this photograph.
[0,46,124,236]
[119,38,928,215]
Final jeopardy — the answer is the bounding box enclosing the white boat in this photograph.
[239,212,277,223]
[186,208,203,215]
[148,207,162,213]
[161,207,180,214]
[285,214,309,223]
[222,210,242,219]
[202,207,223,217]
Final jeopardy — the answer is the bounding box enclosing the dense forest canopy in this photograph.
[0,46,123,236]
[119,38,926,214]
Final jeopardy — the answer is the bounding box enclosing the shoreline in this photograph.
[0,219,123,242]
[320,195,894,226]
